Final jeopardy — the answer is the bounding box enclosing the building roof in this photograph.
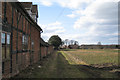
[11,2,42,31]
[40,38,49,47]
[21,2,32,9]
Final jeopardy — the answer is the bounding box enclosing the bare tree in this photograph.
[97,42,101,45]
[68,39,71,45]
[64,39,79,46]
[65,39,69,46]
[74,41,79,45]
[70,40,74,45]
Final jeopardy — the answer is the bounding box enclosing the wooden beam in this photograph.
[10,6,14,73]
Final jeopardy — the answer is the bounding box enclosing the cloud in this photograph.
[67,14,76,18]
[19,0,119,8]
[39,21,66,41]
[70,1,118,44]
[18,0,119,44]
[60,0,118,44]
[38,0,118,44]
[30,0,93,9]
[40,0,52,6]
[74,1,118,28]
[56,0,93,9]
[43,0,118,9]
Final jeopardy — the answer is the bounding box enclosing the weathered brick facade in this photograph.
[1,2,54,78]
[40,38,54,59]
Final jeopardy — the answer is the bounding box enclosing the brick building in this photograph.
[40,38,54,59]
[0,2,54,78]
[68,45,79,49]
[40,38,49,59]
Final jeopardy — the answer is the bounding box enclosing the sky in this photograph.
[18,0,119,45]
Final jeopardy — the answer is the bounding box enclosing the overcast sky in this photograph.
[19,0,119,45]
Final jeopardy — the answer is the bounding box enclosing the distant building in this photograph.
[68,45,79,49]
[60,45,68,49]
[80,44,120,49]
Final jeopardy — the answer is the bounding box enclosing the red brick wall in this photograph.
[2,2,54,78]
[48,46,54,54]
[2,2,41,78]
[41,46,54,58]
[31,25,40,63]
[41,46,45,58]
[45,47,47,56]
[41,46,43,58]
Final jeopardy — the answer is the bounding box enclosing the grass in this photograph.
[60,49,76,51]
[13,49,119,78]
[61,49,118,65]
[14,51,92,78]
[60,49,119,78]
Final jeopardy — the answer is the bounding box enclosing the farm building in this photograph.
[40,38,54,59]
[40,38,49,59]
[60,45,69,49]
[80,45,120,49]
[68,45,79,49]
[0,2,54,78]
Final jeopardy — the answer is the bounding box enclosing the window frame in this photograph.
[1,32,11,60]
[7,34,10,45]
[1,32,6,45]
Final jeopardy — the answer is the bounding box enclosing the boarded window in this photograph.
[22,35,28,50]
[2,46,5,59]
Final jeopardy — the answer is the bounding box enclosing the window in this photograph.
[7,34,10,44]
[22,35,25,44]
[1,32,11,60]
[22,35,28,50]
[31,41,34,51]
[6,34,10,59]
[1,33,5,44]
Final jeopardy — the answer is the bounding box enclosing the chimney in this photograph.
[21,2,32,17]
[31,5,38,23]
[22,2,38,23]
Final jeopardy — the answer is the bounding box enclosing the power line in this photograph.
[55,8,65,22]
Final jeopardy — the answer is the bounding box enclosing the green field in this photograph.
[61,49,118,65]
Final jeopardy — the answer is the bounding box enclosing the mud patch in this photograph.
[90,63,118,68]
[90,63,120,75]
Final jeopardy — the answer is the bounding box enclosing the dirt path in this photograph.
[56,52,92,78]
[13,51,119,78]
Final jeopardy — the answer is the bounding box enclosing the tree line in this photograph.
[62,39,79,46]
[48,35,79,49]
